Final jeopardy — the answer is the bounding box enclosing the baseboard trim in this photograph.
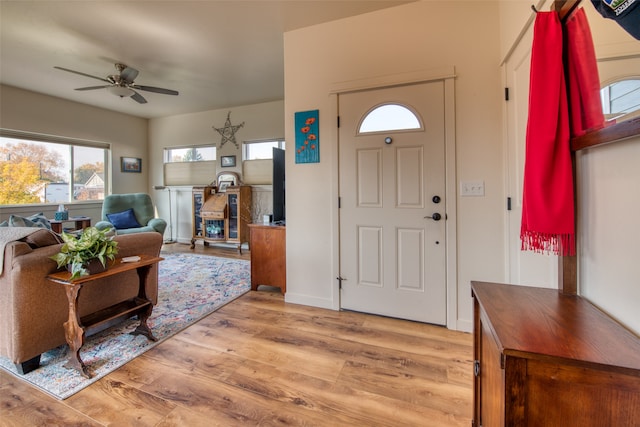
[284,293,336,311]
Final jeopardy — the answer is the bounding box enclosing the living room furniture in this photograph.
[47,254,163,378]
[95,193,167,235]
[49,216,91,234]
[471,281,640,426]
[191,185,252,253]
[249,223,286,294]
[0,230,163,374]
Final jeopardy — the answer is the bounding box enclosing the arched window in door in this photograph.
[357,103,423,134]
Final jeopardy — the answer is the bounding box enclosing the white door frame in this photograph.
[329,66,459,329]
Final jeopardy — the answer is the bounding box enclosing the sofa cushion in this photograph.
[106,208,141,229]
[20,229,63,248]
[0,213,51,229]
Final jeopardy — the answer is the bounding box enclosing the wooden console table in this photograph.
[249,223,286,294]
[49,216,91,234]
[47,254,163,378]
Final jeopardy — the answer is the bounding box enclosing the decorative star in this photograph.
[213,111,244,148]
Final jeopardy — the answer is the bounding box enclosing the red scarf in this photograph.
[521,11,575,256]
[566,7,606,137]
[521,9,604,256]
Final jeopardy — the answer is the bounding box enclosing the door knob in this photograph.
[424,213,442,221]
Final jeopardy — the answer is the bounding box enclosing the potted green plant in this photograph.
[51,226,119,280]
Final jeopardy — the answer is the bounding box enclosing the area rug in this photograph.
[0,252,250,400]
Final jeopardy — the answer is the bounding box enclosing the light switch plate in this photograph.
[461,180,485,196]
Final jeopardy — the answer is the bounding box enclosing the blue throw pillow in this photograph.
[106,208,141,229]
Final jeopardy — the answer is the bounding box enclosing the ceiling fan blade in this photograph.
[130,91,147,104]
[120,66,139,83]
[54,66,110,83]
[75,85,111,91]
[132,85,179,96]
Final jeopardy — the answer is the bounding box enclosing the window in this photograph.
[162,144,217,186]
[358,103,423,134]
[0,131,109,205]
[163,145,216,163]
[600,77,640,121]
[243,139,285,160]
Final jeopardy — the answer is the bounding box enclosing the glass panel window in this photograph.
[358,103,422,134]
[0,134,108,205]
[600,78,640,121]
[73,146,106,201]
[164,145,216,163]
[243,139,285,160]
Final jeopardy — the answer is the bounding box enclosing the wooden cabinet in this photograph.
[471,281,640,427]
[248,224,285,294]
[191,186,215,241]
[191,186,251,253]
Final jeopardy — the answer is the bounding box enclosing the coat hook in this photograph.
[531,5,538,13]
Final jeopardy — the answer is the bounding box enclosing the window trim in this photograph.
[0,128,110,150]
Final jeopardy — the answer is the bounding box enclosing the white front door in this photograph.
[338,81,446,325]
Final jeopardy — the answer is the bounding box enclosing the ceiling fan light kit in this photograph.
[107,85,134,98]
[54,62,178,104]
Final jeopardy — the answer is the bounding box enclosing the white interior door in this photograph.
[338,81,446,325]
[504,25,559,288]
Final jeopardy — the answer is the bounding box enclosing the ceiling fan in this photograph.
[54,63,179,104]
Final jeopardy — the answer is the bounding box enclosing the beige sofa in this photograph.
[0,230,163,374]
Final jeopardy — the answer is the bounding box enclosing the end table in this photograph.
[47,254,163,378]
[50,216,91,234]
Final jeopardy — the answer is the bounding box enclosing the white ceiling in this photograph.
[0,1,413,119]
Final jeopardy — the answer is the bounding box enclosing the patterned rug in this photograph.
[0,252,250,400]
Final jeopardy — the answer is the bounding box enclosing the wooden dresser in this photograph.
[471,281,640,427]
[248,224,286,294]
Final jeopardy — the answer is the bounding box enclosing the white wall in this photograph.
[284,1,505,330]
[0,84,149,222]
[578,137,640,334]
[148,100,284,243]
[579,4,640,335]
[497,1,539,63]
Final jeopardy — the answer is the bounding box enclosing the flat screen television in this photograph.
[272,147,285,224]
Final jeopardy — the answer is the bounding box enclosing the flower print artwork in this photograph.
[295,110,320,164]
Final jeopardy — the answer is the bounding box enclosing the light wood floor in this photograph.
[0,243,473,426]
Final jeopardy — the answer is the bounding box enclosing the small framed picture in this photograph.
[121,157,142,173]
[221,155,236,168]
[218,180,234,192]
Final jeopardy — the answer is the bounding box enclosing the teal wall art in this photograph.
[295,109,319,164]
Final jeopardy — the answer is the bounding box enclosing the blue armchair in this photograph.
[95,193,167,235]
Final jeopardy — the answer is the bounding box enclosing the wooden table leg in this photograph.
[130,265,157,341]
[62,283,91,378]
[75,219,91,230]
